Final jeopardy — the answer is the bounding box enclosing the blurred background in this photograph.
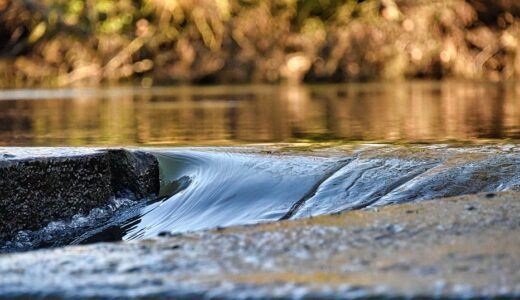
[0,0,519,88]
[0,0,519,147]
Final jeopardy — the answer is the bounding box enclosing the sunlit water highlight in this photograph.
[1,82,520,146]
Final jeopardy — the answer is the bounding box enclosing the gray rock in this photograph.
[0,192,518,299]
[0,148,159,240]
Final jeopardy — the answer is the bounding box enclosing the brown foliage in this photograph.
[0,0,519,87]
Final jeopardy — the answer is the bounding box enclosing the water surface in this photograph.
[71,145,520,244]
[3,81,520,250]
[1,81,519,146]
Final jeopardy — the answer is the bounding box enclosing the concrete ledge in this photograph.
[0,192,518,298]
[0,149,159,240]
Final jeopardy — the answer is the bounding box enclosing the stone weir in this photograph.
[0,148,160,240]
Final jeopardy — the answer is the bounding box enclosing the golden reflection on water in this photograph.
[0,82,519,146]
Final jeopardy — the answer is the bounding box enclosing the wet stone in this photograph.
[0,148,159,241]
[465,204,477,211]
[0,192,518,299]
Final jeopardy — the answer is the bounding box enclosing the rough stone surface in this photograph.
[0,192,518,299]
[0,148,159,240]
[107,150,160,199]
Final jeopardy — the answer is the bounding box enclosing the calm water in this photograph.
[0,81,519,146]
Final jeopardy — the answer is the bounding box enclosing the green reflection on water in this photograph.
[0,81,519,146]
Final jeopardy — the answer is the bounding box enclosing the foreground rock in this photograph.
[4,144,520,251]
[0,148,159,240]
[0,192,518,299]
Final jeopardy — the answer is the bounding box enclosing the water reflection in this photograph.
[0,82,519,146]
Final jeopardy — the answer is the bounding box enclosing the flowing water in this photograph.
[65,144,519,245]
[70,150,346,243]
[1,81,520,250]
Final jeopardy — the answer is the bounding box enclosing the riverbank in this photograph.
[1,0,519,87]
[1,192,518,298]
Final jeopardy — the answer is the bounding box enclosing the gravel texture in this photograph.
[0,192,518,299]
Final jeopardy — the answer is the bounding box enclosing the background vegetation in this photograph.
[0,0,519,87]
